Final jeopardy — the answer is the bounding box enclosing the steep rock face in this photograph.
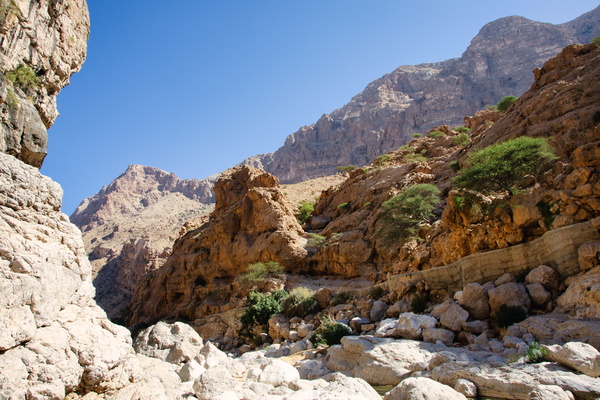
[242,7,600,184]
[70,164,214,322]
[307,43,600,280]
[0,0,89,167]
[129,166,308,325]
[0,153,142,397]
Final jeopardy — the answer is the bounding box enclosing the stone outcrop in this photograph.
[0,0,89,167]
[129,166,308,326]
[70,164,214,322]
[241,7,600,184]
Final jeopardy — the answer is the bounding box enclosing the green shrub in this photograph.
[404,153,426,163]
[241,261,284,282]
[281,287,318,318]
[428,130,445,138]
[454,126,472,134]
[306,233,326,248]
[337,165,359,173]
[239,291,286,340]
[526,341,548,363]
[536,200,556,228]
[453,194,466,212]
[449,160,460,171]
[6,89,18,108]
[497,95,518,112]
[592,36,600,46]
[495,304,527,328]
[374,154,393,166]
[452,133,470,146]
[452,137,557,195]
[5,64,40,90]
[369,286,387,299]
[378,183,441,242]
[311,318,352,346]
[296,200,315,224]
[337,202,350,210]
[412,133,423,138]
[330,291,357,306]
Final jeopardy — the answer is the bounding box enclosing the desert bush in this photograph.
[592,35,600,46]
[411,294,429,313]
[378,183,441,241]
[241,261,284,282]
[454,126,472,134]
[374,154,393,166]
[281,287,318,318]
[337,165,359,173]
[496,95,518,112]
[453,133,470,146]
[428,130,445,138]
[449,160,460,171]
[239,291,286,341]
[330,290,357,306]
[296,200,315,224]
[404,153,426,163]
[369,286,387,299]
[306,233,326,248]
[5,64,39,90]
[311,318,352,346]
[536,200,556,228]
[452,137,557,195]
[412,133,423,138]
[495,304,527,328]
[526,341,548,363]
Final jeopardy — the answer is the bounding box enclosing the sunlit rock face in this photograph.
[242,7,600,184]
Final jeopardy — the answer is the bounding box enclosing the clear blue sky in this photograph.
[41,0,599,215]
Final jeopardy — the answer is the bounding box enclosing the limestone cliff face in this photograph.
[0,0,89,167]
[129,166,308,326]
[242,7,600,184]
[307,43,600,279]
[71,164,215,322]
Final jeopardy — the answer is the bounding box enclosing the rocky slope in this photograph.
[242,6,600,184]
[71,164,214,322]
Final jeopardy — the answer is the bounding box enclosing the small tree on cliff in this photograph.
[378,183,441,242]
[452,136,557,195]
[496,95,518,112]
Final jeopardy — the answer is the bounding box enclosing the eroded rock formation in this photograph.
[242,7,600,184]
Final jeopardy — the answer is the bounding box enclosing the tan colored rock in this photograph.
[459,283,491,320]
[578,240,600,271]
[525,265,560,291]
[423,328,455,346]
[556,266,600,319]
[545,342,600,377]
[488,282,531,315]
[133,321,203,364]
[440,303,470,332]
[528,385,574,400]
[384,377,468,400]
[397,312,438,340]
[526,283,551,306]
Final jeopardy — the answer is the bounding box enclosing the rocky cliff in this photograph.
[242,6,600,184]
[71,164,214,322]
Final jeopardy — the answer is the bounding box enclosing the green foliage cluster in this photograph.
[452,137,557,195]
[526,341,548,363]
[378,183,441,242]
[428,130,445,138]
[453,126,472,134]
[495,304,527,328]
[452,133,470,146]
[337,202,350,210]
[412,133,423,138]
[449,160,460,171]
[311,318,351,346]
[239,290,287,341]
[241,261,284,282]
[306,233,326,248]
[281,287,318,318]
[404,153,426,163]
[374,154,393,166]
[411,294,430,313]
[497,95,518,112]
[5,64,40,90]
[592,36,600,46]
[6,89,18,108]
[296,200,315,224]
[369,286,387,299]
[337,165,359,173]
[536,200,556,228]
[330,290,357,306]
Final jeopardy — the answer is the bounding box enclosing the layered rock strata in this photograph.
[242,6,600,184]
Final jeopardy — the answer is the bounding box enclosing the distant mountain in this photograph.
[241,6,600,183]
[71,164,215,321]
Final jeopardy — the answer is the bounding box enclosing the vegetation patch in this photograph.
[369,286,387,299]
[404,153,426,163]
[5,64,40,91]
[412,133,423,138]
[330,290,357,306]
[374,154,393,166]
[239,290,287,343]
[592,35,600,47]
[378,183,441,242]
[496,95,518,112]
[306,233,326,248]
[337,165,359,173]
[281,287,318,318]
[428,130,445,138]
[526,341,548,363]
[311,317,352,346]
[536,200,556,228]
[452,137,557,195]
[411,293,430,313]
[452,133,470,146]
[241,261,284,282]
[296,200,315,224]
[453,126,472,134]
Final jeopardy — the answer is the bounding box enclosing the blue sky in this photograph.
[41,0,600,215]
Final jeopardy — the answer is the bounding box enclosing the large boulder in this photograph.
[525,265,560,291]
[133,321,203,364]
[384,377,468,400]
[396,312,438,340]
[439,303,470,332]
[488,282,531,315]
[459,283,491,320]
[545,342,600,377]
[556,266,600,319]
